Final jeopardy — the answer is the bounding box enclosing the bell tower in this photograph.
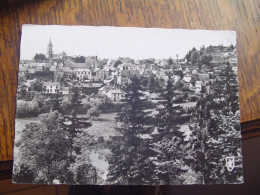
[47,38,53,59]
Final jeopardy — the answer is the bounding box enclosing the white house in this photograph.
[195,81,203,93]
[106,89,123,102]
[229,56,238,64]
[183,74,192,83]
[43,82,60,94]
[74,68,91,80]
[197,73,209,80]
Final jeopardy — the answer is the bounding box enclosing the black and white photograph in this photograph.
[13,25,243,185]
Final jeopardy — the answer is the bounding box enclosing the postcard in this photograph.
[13,25,243,184]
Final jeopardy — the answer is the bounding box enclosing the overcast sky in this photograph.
[20,25,236,60]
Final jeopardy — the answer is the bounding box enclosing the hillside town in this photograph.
[14,38,242,185]
[17,39,237,106]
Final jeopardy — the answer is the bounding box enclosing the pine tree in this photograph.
[152,74,186,184]
[107,76,156,184]
[60,87,95,183]
[50,94,62,112]
[188,63,243,184]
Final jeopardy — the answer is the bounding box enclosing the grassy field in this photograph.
[85,112,121,140]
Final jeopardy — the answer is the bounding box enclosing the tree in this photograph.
[15,89,95,184]
[221,62,239,113]
[16,100,40,118]
[74,56,86,63]
[18,74,26,85]
[187,95,212,184]
[31,80,43,92]
[168,57,173,65]
[147,74,156,92]
[200,45,206,54]
[32,94,51,114]
[70,87,82,120]
[34,53,46,62]
[14,111,71,183]
[50,94,62,112]
[185,47,197,62]
[188,93,242,184]
[88,107,101,120]
[190,51,199,65]
[60,96,72,114]
[199,54,213,66]
[152,74,186,184]
[107,76,156,184]
[187,63,243,184]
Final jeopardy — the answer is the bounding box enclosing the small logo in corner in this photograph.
[226,156,235,172]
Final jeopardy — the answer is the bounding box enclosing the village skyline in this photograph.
[20,25,236,60]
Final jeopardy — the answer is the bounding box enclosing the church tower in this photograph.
[47,38,53,59]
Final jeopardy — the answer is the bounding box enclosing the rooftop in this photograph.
[107,89,122,94]
[43,82,60,86]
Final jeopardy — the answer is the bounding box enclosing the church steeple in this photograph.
[47,38,53,59]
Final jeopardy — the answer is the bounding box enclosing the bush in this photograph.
[78,102,91,114]
[99,103,121,113]
[175,96,184,103]
[179,114,191,123]
[188,95,199,102]
[16,100,40,118]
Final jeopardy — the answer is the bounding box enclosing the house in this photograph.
[74,68,91,80]
[104,76,116,88]
[91,69,105,82]
[59,67,74,80]
[195,81,202,90]
[118,63,131,71]
[229,56,237,65]
[50,65,58,72]
[116,70,139,86]
[42,82,60,94]
[141,70,153,77]
[18,83,29,92]
[59,87,70,95]
[194,81,203,93]
[183,74,192,83]
[64,59,91,70]
[197,73,209,80]
[28,68,35,74]
[106,89,123,102]
[211,53,225,63]
[52,51,67,60]
[35,65,45,72]
[28,63,38,68]
[85,56,99,69]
